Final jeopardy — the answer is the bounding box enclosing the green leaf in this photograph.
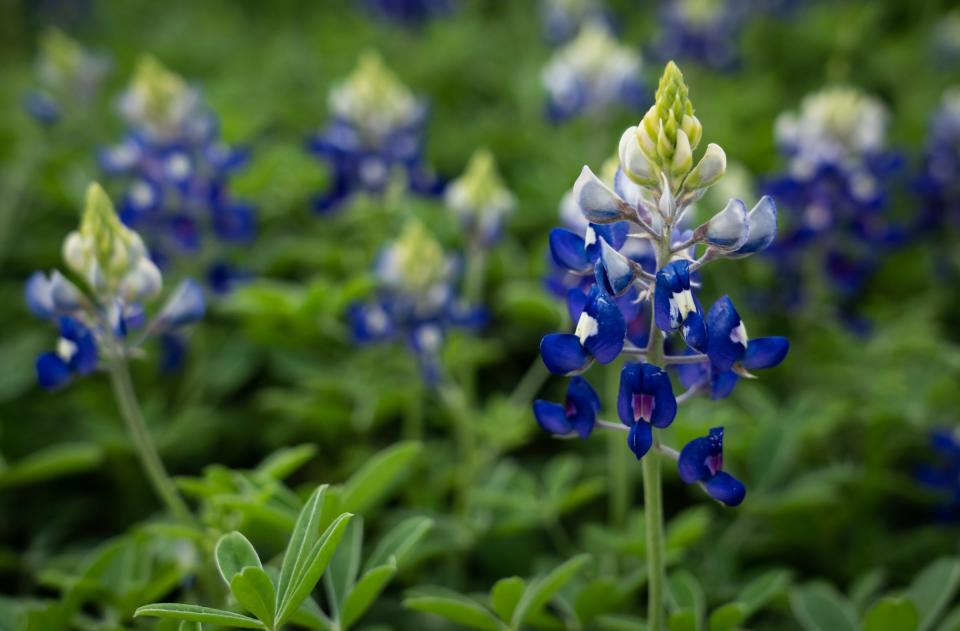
[670,608,698,631]
[0,443,103,488]
[178,622,202,631]
[669,570,706,630]
[936,604,960,631]
[134,604,266,629]
[341,564,397,629]
[365,516,434,571]
[255,444,317,480]
[573,577,629,624]
[850,569,887,612]
[324,517,364,619]
[404,587,503,630]
[490,576,525,622]
[863,597,919,631]
[276,485,329,608]
[906,557,960,631]
[709,602,748,631]
[276,512,354,626]
[215,532,262,586]
[511,554,590,628]
[595,613,648,631]
[339,441,422,515]
[230,567,276,625]
[790,583,858,631]
[738,569,792,616]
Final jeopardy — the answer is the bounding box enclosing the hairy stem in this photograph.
[107,355,191,521]
[642,441,666,631]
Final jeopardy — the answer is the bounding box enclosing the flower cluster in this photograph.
[540,0,611,44]
[26,184,205,389]
[763,86,904,306]
[347,220,484,383]
[652,0,748,71]
[445,148,515,248]
[541,22,645,122]
[24,28,109,125]
[916,428,960,522]
[915,89,960,236]
[535,62,787,506]
[98,56,254,294]
[308,51,441,213]
[363,0,453,26]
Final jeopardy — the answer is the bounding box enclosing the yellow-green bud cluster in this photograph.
[380,220,450,298]
[329,50,419,142]
[445,149,515,222]
[63,183,162,302]
[620,61,726,194]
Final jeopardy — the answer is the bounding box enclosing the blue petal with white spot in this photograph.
[578,287,625,364]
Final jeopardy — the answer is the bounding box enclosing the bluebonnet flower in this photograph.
[27,183,205,389]
[541,22,646,122]
[764,86,904,307]
[916,89,960,235]
[308,51,440,213]
[445,149,515,248]
[652,0,748,71]
[533,376,601,438]
[347,221,482,383]
[916,428,960,521]
[678,427,745,506]
[363,0,452,26]
[540,0,612,44]
[535,62,787,508]
[24,28,109,125]
[98,56,254,293]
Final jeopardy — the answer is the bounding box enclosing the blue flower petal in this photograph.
[533,400,573,435]
[597,240,635,296]
[549,228,589,272]
[654,260,695,333]
[25,272,55,319]
[566,287,590,324]
[540,333,591,376]
[580,290,625,364]
[156,279,206,330]
[617,363,644,425]
[567,376,601,438]
[680,309,708,352]
[742,336,789,370]
[36,352,72,390]
[710,368,739,400]
[705,471,746,507]
[705,296,747,371]
[585,222,630,261]
[645,364,677,428]
[678,428,725,484]
[627,421,653,460]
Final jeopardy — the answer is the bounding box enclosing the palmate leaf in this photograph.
[323,517,365,620]
[134,603,266,628]
[275,512,354,626]
[230,567,276,625]
[276,485,330,608]
[215,532,263,585]
[510,554,591,629]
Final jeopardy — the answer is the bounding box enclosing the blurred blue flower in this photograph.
[917,428,960,521]
[763,86,904,307]
[678,427,746,506]
[540,0,613,44]
[915,89,960,235]
[308,51,441,213]
[99,56,254,289]
[445,149,515,248]
[533,376,601,438]
[24,28,109,125]
[36,316,99,390]
[542,22,646,122]
[364,0,452,26]
[347,221,482,384]
[652,0,748,71]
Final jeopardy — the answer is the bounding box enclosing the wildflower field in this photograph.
[2,1,960,630]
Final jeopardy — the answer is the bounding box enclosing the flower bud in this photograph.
[684,143,727,190]
[730,196,778,258]
[636,61,697,180]
[573,165,630,224]
[694,198,748,250]
[618,126,659,187]
[671,129,693,182]
[597,239,635,296]
[445,149,515,240]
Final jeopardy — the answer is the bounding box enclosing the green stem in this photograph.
[107,355,191,522]
[642,441,666,631]
[508,356,550,409]
[606,361,629,530]
[439,383,476,516]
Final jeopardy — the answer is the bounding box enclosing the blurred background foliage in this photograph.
[1,1,959,630]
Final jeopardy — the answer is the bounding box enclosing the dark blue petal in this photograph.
[678,434,713,484]
[567,376,601,417]
[597,241,635,296]
[585,222,630,261]
[710,368,739,400]
[705,296,747,371]
[742,337,789,370]
[566,287,590,324]
[644,364,677,428]
[654,260,693,333]
[540,333,591,376]
[213,203,256,244]
[680,309,707,353]
[627,421,653,460]
[347,302,395,343]
[549,228,590,272]
[617,362,644,426]
[36,352,72,390]
[705,471,746,507]
[580,290,625,364]
[533,400,574,435]
[58,317,98,376]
